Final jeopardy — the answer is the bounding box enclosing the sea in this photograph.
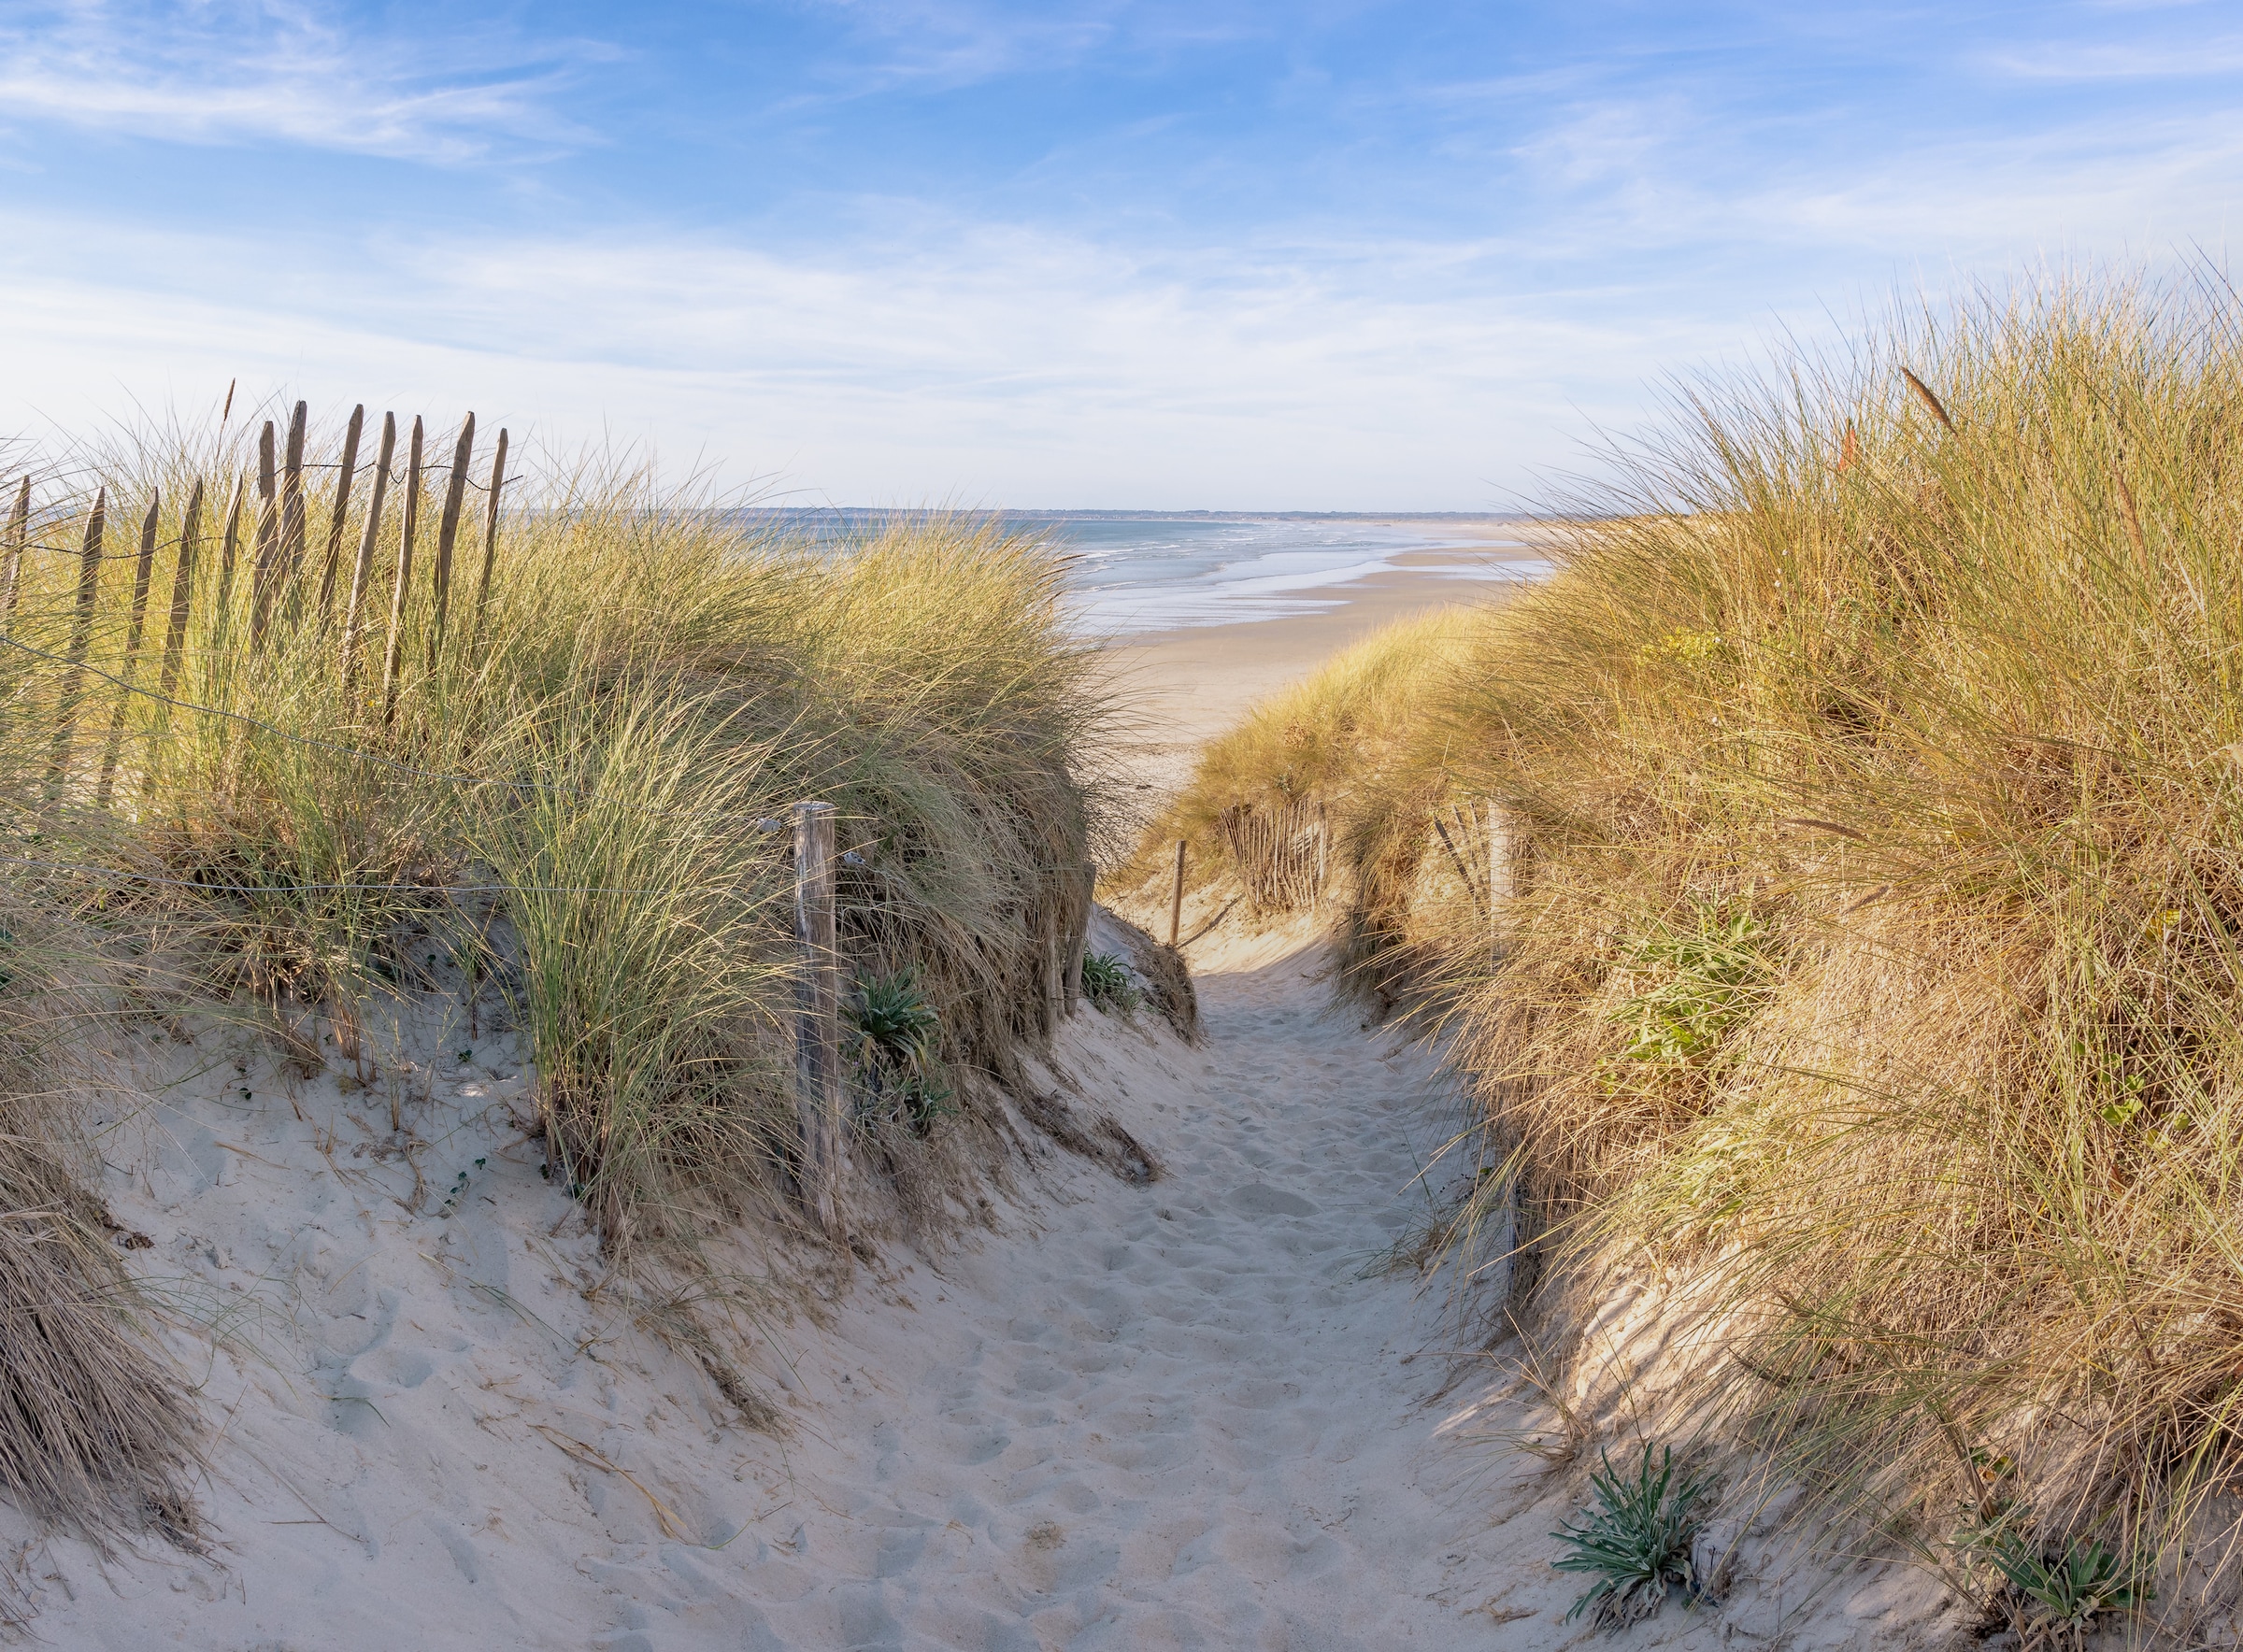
[740,509,1550,637]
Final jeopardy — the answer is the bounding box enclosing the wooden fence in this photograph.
[6,422,1108,1249]
[1218,796,1331,912]
[6,400,510,804]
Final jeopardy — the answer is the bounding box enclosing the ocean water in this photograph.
[747,509,1550,636]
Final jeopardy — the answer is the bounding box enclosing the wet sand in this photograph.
[1093,524,1560,805]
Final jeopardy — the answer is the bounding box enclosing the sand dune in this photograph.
[14,900,1954,1647]
[24,914,1517,1648]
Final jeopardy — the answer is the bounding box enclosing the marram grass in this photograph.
[0,416,1105,1537]
[1145,274,2243,1631]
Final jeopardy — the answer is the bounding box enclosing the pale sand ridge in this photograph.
[20,916,1940,1645]
[21,918,1533,1647]
[16,546,1947,1645]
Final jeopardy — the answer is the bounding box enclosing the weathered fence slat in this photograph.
[1064,860,1094,1016]
[1168,838,1186,946]
[1431,808,1484,919]
[343,412,397,691]
[317,404,365,622]
[49,490,105,795]
[157,478,204,705]
[382,416,424,723]
[1044,921,1064,1033]
[279,399,307,598]
[429,413,475,667]
[1,476,27,631]
[212,475,246,652]
[97,491,162,806]
[793,799,845,1239]
[474,428,508,623]
[1218,798,1328,912]
[250,420,280,648]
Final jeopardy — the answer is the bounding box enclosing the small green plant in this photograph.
[847,968,954,1131]
[1551,1443,1712,1629]
[1608,903,1773,1065]
[1079,951,1139,1014]
[1960,1514,2150,1644]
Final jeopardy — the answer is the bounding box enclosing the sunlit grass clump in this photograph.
[1146,274,2243,1624]
[0,420,1102,1535]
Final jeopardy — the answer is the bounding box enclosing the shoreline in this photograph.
[1091,525,1559,805]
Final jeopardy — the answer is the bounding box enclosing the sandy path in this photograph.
[21,908,1941,1647]
[722,926,1517,1649]
[30,920,1544,1649]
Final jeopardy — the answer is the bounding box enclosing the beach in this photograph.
[1090,520,1558,803]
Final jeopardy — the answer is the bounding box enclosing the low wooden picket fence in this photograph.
[1218,796,1331,912]
[3,399,510,804]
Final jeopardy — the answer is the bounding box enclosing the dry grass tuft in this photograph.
[0,911,194,1546]
[0,415,1107,1538]
[1144,273,2243,1629]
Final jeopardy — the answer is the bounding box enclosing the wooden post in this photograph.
[279,400,307,596]
[1063,861,1093,1017]
[96,491,161,806]
[1491,1168,1518,1312]
[1,476,27,632]
[49,490,105,797]
[1487,800,1501,907]
[1168,838,1187,947]
[156,478,204,705]
[1044,921,1064,1033]
[428,413,474,669]
[381,416,423,723]
[474,427,507,624]
[249,420,279,648]
[793,799,844,1238]
[317,404,364,622]
[1432,807,1481,918]
[211,475,245,653]
[343,412,396,691]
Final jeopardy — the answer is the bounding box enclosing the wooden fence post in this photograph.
[211,475,245,654]
[1044,921,1064,1033]
[1487,799,1516,965]
[381,416,423,723]
[49,490,105,797]
[1168,838,1187,947]
[156,479,204,706]
[317,404,364,622]
[279,400,307,597]
[474,428,507,624]
[1,476,27,632]
[249,420,279,648]
[96,491,161,806]
[429,413,475,668]
[793,800,844,1238]
[1063,861,1093,1016]
[343,412,397,691]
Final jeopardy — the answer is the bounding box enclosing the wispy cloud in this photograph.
[796,0,1272,96]
[0,2,607,162]
[0,202,1703,506]
[1991,37,2243,80]
[0,2,2236,505]
[801,0,1124,92]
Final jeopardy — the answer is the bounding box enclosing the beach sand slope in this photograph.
[14,915,1950,1649]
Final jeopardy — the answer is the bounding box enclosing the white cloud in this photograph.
[1991,38,2243,80]
[806,0,1123,90]
[0,206,1707,508]
[0,1,602,162]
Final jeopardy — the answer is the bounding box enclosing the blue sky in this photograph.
[0,1,2236,507]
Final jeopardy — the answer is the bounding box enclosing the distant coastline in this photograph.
[732,507,1536,521]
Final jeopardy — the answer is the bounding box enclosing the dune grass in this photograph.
[1119,606,1474,908]
[0,415,1104,1535]
[1143,274,2243,1627]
